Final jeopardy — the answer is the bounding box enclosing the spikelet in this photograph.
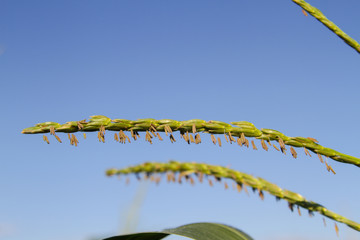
[208,179,213,187]
[244,138,249,148]
[304,147,312,157]
[190,134,195,143]
[166,172,175,182]
[43,135,50,144]
[72,134,79,146]
[83,133,86,139]
[211,134,217,145]
[134,131,140,140]
[302,9,308,16]
[114,133,119,142]
[198,172,204,183]
[325,159,330,172]
[259,190,264,200]
[195,133,201,144]
[317,153,324,163]
[273,144,280,151]
[169,134,176,143]
[70,134,75,146]
[118,131,124,143]
[164,125,172,135]
[224,182,228,189]
[251,140,257,150]
[288,202,294,212]
[99,126,106,137]
[192,124,196,134]
[185,131,190,144]
[145,131,153,144]
[166,172,172,182]
[77,121,84,130]
[335,223,339,236]
[224,134,229,143]
[150,124,157,133]
[236,183,242,193]
[217,137,222,147]
[49,126,55,135]
[167,125,173,133]
[119,130,130,143]
[228,132,235,142]
[55,135,62,143]
[157,132,163,141]
[308,210,314,217]
[240,133,246,144]
[67,133,71,140]
[130,129,136,140]
[150,175,155,182]
[237,137,242,146]
[155,176,161,185]
[177,173,182,184]
[97,131,100,142]
[97,131,105,142]
[189,176,195,185]
[150,130,156,138]
[278,138,286,154]
[290,147,297,159]
[71,136,77,146]
[243,184,249,195]
[179,171,194,180]
[297,206,301,216]
[307,137,319,143]
[329,165,336,175]
[261,139,268,151]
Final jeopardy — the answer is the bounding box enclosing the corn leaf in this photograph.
[103,222,254,240]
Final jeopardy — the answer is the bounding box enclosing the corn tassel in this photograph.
[106,161,360,232]
[22,115,360,168]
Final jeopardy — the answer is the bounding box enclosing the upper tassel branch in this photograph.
[106,161,360,233]
[21,115,360,168]
[292,0,360,54]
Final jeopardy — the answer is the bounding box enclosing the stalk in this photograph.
[292,0,360,54]
[106,161,360,232]
[22,115,360,168]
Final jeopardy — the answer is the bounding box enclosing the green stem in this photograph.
[292,0,360,54]
[106,161,360,232]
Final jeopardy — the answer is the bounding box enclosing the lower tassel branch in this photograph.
[106,161,360,233]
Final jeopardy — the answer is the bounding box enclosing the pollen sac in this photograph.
[251,140,258,150]
[290,147,297,158]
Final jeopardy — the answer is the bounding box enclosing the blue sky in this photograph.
[1,1,360,239]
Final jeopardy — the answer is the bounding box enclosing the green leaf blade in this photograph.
[163,222,254,240]
[103,222,253,240]
[104,232,169,240]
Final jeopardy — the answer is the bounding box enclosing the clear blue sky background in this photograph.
[1,1,360,240]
